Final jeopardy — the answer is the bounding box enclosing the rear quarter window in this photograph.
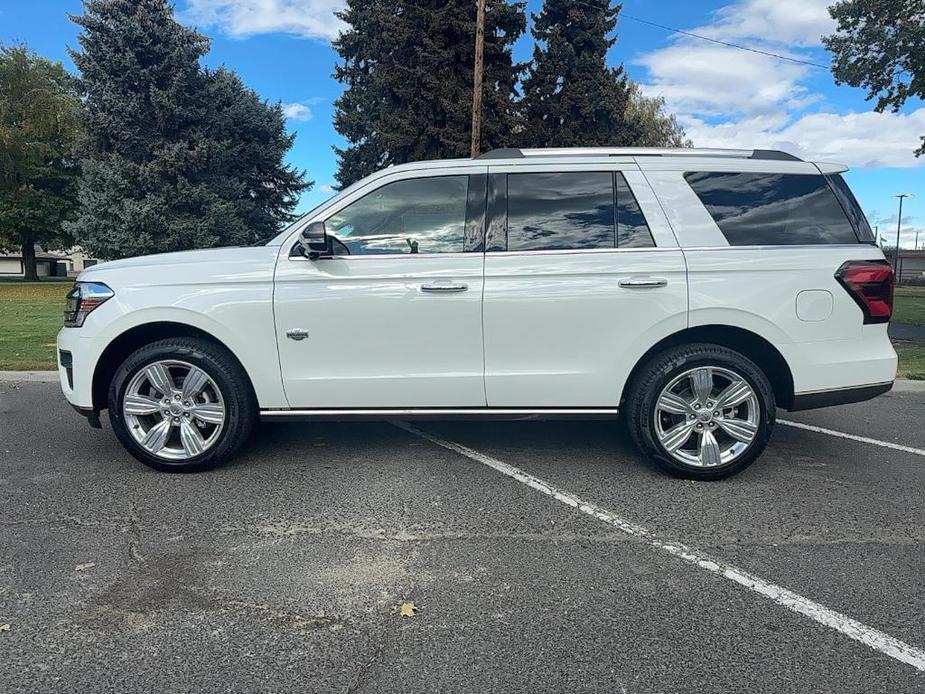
[684,171,864,246]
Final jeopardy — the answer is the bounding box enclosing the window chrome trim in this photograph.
[287,250,477,262]
[678,243,880,251]
[485,246,681,258]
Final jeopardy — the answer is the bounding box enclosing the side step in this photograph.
[260,407,620,422]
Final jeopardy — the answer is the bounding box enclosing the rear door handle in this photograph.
[618,276,668,288]
[420,281,468,293]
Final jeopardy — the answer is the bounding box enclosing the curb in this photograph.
[894,379,925,393]
[1,370,923,392]
[0,370,59,382]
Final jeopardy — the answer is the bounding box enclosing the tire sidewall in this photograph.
[108,340,251,472]
[631,345,776,480]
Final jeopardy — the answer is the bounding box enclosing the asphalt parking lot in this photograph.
[2,379,924,693]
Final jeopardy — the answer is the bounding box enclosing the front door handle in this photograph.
[618,276,668,288]
[420,281,468,293]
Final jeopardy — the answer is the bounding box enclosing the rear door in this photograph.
[482,163,688,407]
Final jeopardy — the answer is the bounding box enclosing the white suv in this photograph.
[57,147,897,479]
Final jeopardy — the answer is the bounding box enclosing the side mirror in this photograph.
[299,221,330,260]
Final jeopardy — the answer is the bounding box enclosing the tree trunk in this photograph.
[21,237,38,281]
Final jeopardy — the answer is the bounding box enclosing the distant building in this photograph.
[896,250,925,285]
[0,244,99,278]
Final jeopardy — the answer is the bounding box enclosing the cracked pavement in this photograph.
[1,381,924,692]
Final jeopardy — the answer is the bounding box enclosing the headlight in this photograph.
[64,282,114,327]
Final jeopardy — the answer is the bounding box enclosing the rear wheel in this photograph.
[108,337,255,472]
[625,344,775,480]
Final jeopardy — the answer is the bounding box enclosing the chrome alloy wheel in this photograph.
[123,360,226,461]
[653,366,760,468]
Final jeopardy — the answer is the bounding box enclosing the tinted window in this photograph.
[825,174,876,243]
[507,172,615,251]
[326,175,468,255]
[685,172,861,246]
[616,174,655,248]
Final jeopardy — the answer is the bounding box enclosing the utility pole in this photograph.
[470,0,486,159]
[894,193,913,276]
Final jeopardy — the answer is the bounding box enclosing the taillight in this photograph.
[835,260,893,324]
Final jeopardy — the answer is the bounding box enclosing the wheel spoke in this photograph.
[140,418,171,453]
[123,394,162,416]
[661,420,696,452]
[179,421,206,456]
[698,430,722,467]
[181,367,210,400]
[190,402,224,425]
[144,363,174,397]
[690,368,713,403]
[714,379,753,410]
[657,390,694,415]
[716,416,758,443]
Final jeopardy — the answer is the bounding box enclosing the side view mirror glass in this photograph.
[299,221,330,259]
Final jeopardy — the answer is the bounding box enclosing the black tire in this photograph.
[108,337,256,472]
[625,343,775,480]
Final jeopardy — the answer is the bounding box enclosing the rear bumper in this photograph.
[788,381,893,412]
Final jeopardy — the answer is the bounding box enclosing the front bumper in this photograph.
[56,327,106,410]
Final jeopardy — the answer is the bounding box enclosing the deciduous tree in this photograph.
[0,45,80,280]
[823,0,925,156]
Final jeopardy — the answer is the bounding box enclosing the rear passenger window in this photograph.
[507,172,614,251]
[684,172,861,246]
[616,174,655,248]
[503,172,654,252]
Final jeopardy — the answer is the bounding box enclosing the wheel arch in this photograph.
[622,325,795,409]
[91,322,257,412]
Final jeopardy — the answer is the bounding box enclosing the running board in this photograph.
[259,407,620,422]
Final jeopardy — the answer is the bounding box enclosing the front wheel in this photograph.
[108,337,256,472]
[625,344,776,480]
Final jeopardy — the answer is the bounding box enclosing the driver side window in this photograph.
[325,175,469,255]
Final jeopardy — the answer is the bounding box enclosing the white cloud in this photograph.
[282,102,313,121]
[637,45,811,117]
[318,183,336,193]
[185,0,346,41]
[635,0,925,170]
[701,0,835,46]
[683,109,925,169]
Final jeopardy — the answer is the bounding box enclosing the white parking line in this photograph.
[395,421,925,673]
[779,420,925,457]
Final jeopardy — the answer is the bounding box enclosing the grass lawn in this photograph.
[893,286,925,326]
[895,344,925,380]
[1,279,924,379]
[0,281,69,370]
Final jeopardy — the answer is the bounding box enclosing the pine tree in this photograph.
[518,0,641,148]
[68,0,310,260]
[0,44,80,280]
[333,0,525,187]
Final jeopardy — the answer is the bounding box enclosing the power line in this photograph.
[619,12,831,70]
[565,2,830,71]
[621,13,830,69]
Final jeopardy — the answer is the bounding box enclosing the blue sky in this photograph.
[2,0,923,247]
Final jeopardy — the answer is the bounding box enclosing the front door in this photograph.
[274,171,487,408]
[482,166,689,407]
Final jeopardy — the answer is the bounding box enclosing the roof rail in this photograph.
[477,147,802,162]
